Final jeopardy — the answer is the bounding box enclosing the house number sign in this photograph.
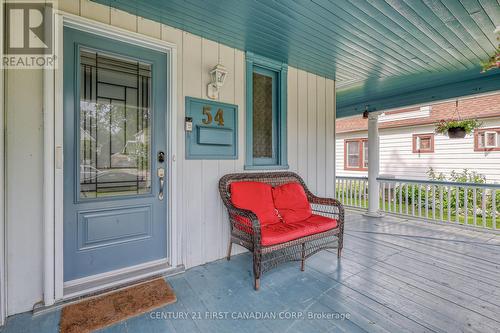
[185,97,238,160]
[202,106,225,126]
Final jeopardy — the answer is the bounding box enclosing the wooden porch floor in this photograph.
[2,211,500,332]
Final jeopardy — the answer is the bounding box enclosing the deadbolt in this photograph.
[158,151,165,163]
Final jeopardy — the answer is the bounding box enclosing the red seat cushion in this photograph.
[261,214,338,246]
[272,182,312,223]
[230,182,280,226]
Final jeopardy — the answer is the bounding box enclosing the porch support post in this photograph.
[365,112,383,217]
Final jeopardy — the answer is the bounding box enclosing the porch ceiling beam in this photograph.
[337,69,500,118]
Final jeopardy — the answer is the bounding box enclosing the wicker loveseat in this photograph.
[219,172,344,290]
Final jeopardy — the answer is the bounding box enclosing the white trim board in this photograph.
[0,0,6,325]
[44,11,179,305]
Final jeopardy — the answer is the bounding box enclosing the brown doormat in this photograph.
[60,278,176,333]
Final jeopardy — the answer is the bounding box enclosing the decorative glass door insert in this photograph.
[79,49,152,198]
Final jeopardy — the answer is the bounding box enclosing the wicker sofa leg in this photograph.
[337,229,344,259]
[253,252,262,290]
[300,243,306,271]
[226,241,232,261]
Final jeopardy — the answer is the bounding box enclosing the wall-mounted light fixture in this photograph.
[207,64,228,99]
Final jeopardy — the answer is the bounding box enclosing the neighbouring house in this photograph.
[336,93,500,183]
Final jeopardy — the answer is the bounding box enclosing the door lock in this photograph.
[158,151,165,163]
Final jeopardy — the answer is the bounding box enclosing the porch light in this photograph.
[207,64,228,99]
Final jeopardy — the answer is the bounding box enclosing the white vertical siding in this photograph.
[316,77,327,197]
[5,69,44,315]
[5,0,336,314]
[336,118,500,183]
[288,70,336,196]
[307,73,317,192]
[326,80,336,198]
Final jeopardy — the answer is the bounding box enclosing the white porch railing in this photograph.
[335,176,500,231]
[335,176,368,210]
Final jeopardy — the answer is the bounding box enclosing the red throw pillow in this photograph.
[272,182,312,223]
[230,182,280,226]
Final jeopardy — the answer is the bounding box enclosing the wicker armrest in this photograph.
[225,202,262,239]
[308,195,344,225]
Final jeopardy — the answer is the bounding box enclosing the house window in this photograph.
[475,128,500,151]
[245,52,288,169]
[412,133,434,153]
[344,139,368,171]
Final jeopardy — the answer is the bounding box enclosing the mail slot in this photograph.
[197,126,233,146]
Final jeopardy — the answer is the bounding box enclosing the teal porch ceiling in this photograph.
[93,0,500,117]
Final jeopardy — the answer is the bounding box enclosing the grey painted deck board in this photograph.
[2,211,500,332]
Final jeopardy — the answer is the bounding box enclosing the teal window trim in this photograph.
[245,51,288,170]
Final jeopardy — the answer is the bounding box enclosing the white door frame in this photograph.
[0,0,6,325]
[43,11,179,305]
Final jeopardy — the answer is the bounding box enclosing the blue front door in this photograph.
[63,27,168,282]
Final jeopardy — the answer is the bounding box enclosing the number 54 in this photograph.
[202,106,224,126]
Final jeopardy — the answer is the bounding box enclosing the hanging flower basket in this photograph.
[480,46,500,72]
[446,126,466,139]
[435,119,482,139]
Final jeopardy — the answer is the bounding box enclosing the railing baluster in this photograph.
[382,182,386,212]
[473,187,477,226]
[493,189,497,230]
[350,179,354,206]
[363,180,368,208]
[351,179,354,206]
[393,182,396,213]
[364,179,368,208]
[439,185,444,221]
[347,179,351,206]
[464,187,468,226]
[455,186,460,224]
[338,179,341,200]
[390,182,394,213]
[425,185,429,219]
[346,179,350,206]
[343,179,346,205]
[344,179,347,205]
[391,182,395,213]
[350,180,354,206]
[432,185,436,220]
[399,182,403,215]
[405,184,409,215]
[412,185,415,216]
[391,182,394,213]
[389,182,393,213]
[358,180,362,208]
[340,179,343,204]
[482,188,487,228]
[447,185,451,222]
[418,185,422,217]
[354,180,358,207]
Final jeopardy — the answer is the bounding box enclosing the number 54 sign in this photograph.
[202,106,224,126]
[185,97,239,160]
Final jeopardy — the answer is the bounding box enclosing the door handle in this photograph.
[157,168,165,201]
